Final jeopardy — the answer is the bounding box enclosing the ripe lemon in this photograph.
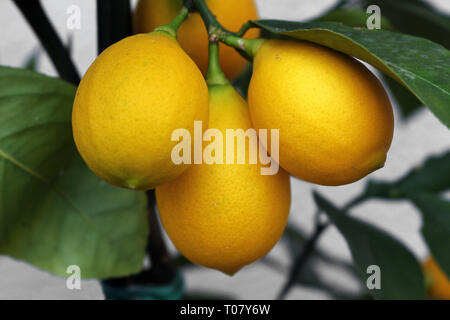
[156,84,291,275]
[423,256,450,300]
[72,32,209,190]
[133,0,259,79]
[248,40,394,186]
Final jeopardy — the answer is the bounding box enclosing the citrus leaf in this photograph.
[383,75,423,119]
[409,193,450,278]
[356,151,450,202]
[0,66,148,278]
[360,0,450,49]
[316,8,394,30]
[250,20,450,128]
[314,192,426,299]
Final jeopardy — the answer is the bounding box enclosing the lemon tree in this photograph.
[2,0,449,300]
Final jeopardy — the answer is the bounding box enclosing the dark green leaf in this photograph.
[316,8,394,30]
[0,66,148,278]
[314,192,426,299]
[23,49,40,71]
[409,193,450,278]
[355,152,450,202]
[250,20,450,128]
[361,0,450,49]
[233,63,253,98]
[383,75,423,118]
[396,152,450,194]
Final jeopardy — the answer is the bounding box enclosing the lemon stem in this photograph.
[153,5,191,39]
[191,0,264,59]
[206,41,229,86]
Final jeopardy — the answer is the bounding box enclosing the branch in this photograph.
[96,0,132,54]
[13,0,80,85]
[277,213,329,300]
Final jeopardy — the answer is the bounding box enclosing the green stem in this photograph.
[168,6,190,31]
[192,0,264,59]
[236,21,254,37]
[206,41,229,86]
[153,5,191,38]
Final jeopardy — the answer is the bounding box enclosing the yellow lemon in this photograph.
[248,39,394,186]
[72,32,209,190]
[156,84,291,275]
[423,256,450,300]
[133,0,259,79]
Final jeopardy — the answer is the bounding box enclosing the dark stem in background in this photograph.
[96,0,132,53]
[277,213,330,300]
[12,0,80,85]
[144,191,176,284]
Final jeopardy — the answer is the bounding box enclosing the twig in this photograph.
[277,212,329,300]
[13,0,80,85]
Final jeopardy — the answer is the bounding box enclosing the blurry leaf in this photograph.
[409,193,450,278]
[250,20,450,128]
[0,66,148,278]
[233,63,253,98]
[314,192,426,299]
[347,152,450,280]
[396,152,450,194]
[316,8,394,30]
[23,49,40,71]
[361,0,450,49]
[383,75,423,118]
[354,151,450,203]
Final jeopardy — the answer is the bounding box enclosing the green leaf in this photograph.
[23,49,40,71]
[356,151,450,202]
[316,8,394,30]
[396,152,450,194]
[348,152,450,282]
[250,20,450,128]
[233,63,253,98]
[383,75,423,118]
[314,192,426,299]
[0,66,148,278]
[409,193,450,278]
[361,0,450,49]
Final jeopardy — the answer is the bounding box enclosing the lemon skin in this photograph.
[423,257,450,300]
[72,32,209,190]
[156,85,291,275]
[133,0,259,79]
[248,39,394,186]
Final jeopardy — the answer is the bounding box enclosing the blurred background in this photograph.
[0,0,449,299]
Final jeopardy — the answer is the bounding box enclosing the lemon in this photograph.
[133,0,259,79]
[72,32,209,190]
[248,39,394,186]
[423,256,450,300]
[156,84,291,275]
